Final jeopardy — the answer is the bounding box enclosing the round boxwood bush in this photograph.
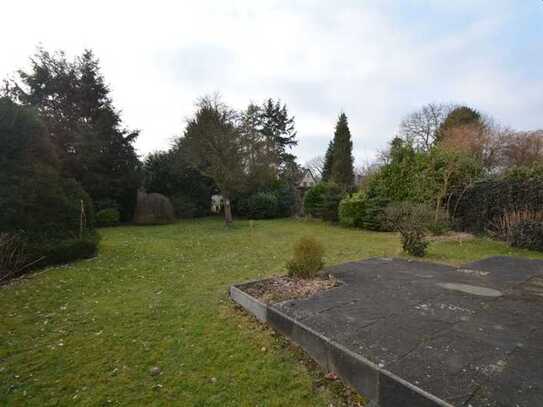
[96,208,120,227]
[247,192,279,219]
[511,220,543,251]
[286,236,325,279]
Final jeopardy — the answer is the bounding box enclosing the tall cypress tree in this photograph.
[321,139,335,182]
[330,113,354,188]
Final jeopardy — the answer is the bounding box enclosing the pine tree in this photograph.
[330,113,354,188]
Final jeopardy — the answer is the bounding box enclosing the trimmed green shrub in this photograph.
[286,237,325,279]
[247,192,279,219]
[511,221,543,251]
[96,208,120,227]
[339,192,367,227]
[28,232,100,267]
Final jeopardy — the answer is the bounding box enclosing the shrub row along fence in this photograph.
[453,177,543,235]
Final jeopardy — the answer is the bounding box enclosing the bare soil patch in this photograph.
[245,275,338,304]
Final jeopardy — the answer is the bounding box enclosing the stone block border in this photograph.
[230,282,453,407]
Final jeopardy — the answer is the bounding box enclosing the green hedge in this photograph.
[453,177,543,234]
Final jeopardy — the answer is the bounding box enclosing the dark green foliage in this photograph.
[7,48,142,221]
[96,208,120,227]
[362,195,392,231]
[511,221,543,251]
[453,175,543,234]
[0,97,98,276]
[303,183,326,218]
[383,202,433,257]
[27,232,100,268]
[321,140,334,182]
[273,182,298,218]
[401,231,429,257]
[330,113,354,188]
[247,192,279,219]
[338,192,367,227]
[286,237,325,279]
[303,182,344,222]
[143,148,213,218]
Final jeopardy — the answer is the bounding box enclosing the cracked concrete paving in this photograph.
[273,256,543,406]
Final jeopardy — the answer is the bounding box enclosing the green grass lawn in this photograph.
[2,218,542,406]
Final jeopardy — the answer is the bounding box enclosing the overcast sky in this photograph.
[1,1,541,165]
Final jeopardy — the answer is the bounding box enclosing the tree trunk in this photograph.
[224,196,233,225]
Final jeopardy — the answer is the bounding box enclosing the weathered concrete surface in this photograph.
[274,257,543,407]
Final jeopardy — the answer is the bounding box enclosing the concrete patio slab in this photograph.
[231,256,543,406]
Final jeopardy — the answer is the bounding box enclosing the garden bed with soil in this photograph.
[244,275,339,304]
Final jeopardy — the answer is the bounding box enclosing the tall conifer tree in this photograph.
[330,113,354,188]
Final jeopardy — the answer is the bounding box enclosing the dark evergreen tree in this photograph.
[143,142,214,218]
[321,139,335,182]
[0,97,97,276]
[259,98,297,169]
[330,113,354,188]
[6,48,142,221]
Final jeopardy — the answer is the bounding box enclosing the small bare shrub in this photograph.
[0,234,34,282]
[383,202,433,257]
[286,237,325,279]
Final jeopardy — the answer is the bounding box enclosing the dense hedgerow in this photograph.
[453,176,543,234]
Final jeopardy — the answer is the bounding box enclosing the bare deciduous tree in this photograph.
[399,103,452,151]
[304,156,324,179]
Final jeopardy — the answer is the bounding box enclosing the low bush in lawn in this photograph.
[286,236,325,279]
[96,208,120,227]
[510,220,543,252]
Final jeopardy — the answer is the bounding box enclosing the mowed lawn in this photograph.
[2,218,543,406]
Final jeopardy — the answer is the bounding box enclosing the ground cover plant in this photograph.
[2,218,543,406]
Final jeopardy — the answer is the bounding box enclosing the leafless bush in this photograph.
[0,234,36,283]
[488,208,543,242]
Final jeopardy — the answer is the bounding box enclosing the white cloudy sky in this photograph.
[1,1,542,165]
